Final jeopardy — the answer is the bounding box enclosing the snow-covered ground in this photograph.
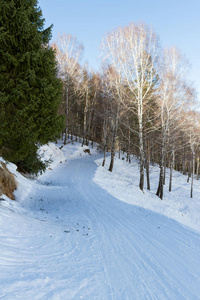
[0,140,200,299]
[94,154,200,233]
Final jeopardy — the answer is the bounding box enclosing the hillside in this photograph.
[0,140,200,299]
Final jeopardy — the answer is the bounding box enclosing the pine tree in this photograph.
[0,0,64,173]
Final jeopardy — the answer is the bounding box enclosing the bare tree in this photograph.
[183,111,200,198]
[102,22,159,190]
[80,67,90,145]
[156,47,190,199]
[52,34,84,143]
[101,66,123,172]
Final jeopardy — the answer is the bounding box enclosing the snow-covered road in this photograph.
[1,149,200,299]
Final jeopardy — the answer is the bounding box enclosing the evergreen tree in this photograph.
[0,0,64,173]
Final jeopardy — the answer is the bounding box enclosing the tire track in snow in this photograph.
[75,167,173,299]
[74,160,115,300]
[70,155,200,299]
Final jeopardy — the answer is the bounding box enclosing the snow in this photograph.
[0,140,200,299]
[38,142,66,169]
[94,155,200,233]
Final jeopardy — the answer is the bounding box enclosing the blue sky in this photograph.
[38,0,200,100]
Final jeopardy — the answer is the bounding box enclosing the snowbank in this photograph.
[94,155,200,233]
[0,140,98,208]
[38,142,66,169]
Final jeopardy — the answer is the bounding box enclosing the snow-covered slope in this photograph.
[0,141,200,299]
[94,155,200,233]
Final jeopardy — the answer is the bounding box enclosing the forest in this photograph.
[0,1,199,200]
[52,24,199,200]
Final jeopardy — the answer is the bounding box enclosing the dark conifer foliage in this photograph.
[0,0,64,173]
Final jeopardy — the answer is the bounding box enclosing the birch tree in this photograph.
[156,47,189,199]
[100,66,123,171]
[102,22,159,190]
[183,110,200,198]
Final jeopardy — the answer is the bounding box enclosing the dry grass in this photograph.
[0,162,17,200]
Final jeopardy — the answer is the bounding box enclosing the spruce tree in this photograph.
[0,0,64,173]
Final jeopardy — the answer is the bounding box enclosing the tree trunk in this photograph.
[128,129,131,163]
[109,151,114,172]
[64,82,69,145]
[196,156,199,180]
[109,124,117,172]
[169,148,175,192]
[156,130,165,199]
[138,109,144,191]
[182,147,186,175]
[83,86,89,146]
[102,117,108,166]
[163,156,166,185]
[187,161,191,183]
[102,146,107,167]
[191,151,195,198]
[156,164,164,200]
[145,138,150,190]
[145,158,150,191]
[86,107,92,146]
[108,104,119,172]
